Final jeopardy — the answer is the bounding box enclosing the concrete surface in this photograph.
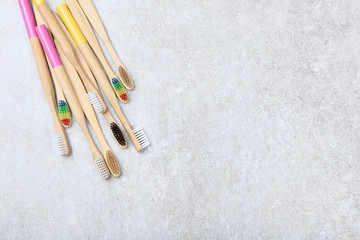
[1,0,360,239]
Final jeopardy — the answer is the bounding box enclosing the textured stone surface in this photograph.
[1,0,360,239]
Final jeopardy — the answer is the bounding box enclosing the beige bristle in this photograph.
[105,151,121,177]
[118,66,134,89]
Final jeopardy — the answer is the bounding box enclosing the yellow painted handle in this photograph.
[56,4,86,46]
[32,0,45,6]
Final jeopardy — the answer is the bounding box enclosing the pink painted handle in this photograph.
[35,25,62,68]
[18,0,37,38]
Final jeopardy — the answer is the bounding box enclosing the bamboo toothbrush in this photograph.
[81,59,128,149]
[76,43,128,149]
[32,3,72,128]
[35,24,110,179]
[50,65,72,127]
[78,48,128,149]
[19,0,70,156]
[58,4,150,152]
[55,40,122,177]
[65,0,129,103]
[32,0,106,114]
[53,12,127,148]
[76,0,135,90]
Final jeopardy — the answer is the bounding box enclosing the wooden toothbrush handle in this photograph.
[36,2,98,102]
[77,50,98,91]
[53,65,86,125]
[30,38,55,109]
[30,38,62,131]
[78,42,116,100]
[48,61,64,100]
[76,0,122,66]
[67,0,116,77]
[30,37,70,156]
[54,65,100,157]
[32,5,67,103]
[66,0,97,45]
[36,3,75,66]
[76,0,109,42]
[53,11,104,100]
[110,100,142,152]
[59,49,95,118]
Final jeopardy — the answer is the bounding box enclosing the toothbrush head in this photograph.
[110,122,127,148]
[87,92,105,113]
[133,127,150,150]
[53,134,69,156]
[111,78,128,102]
[118,65,134,90]
[94,156,110,180]
[58,100,71,127]
[105,151,121,178]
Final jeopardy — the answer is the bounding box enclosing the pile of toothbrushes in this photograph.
[19,0,150,180]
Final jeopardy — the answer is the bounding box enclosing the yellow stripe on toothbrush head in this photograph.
[56,4,86,46]
[32,0,45,6]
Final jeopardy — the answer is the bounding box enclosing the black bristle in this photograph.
[110,122,126,146]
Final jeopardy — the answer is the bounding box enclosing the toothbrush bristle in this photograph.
[58,100,71,127]
[105,151,121,177]
[118,66,134,89]
[87,92,105,113]
[110,122,127,147]
[111,78,128,102]
[133,127,150,150]
[54,134,67,156]
[95,157,110,180]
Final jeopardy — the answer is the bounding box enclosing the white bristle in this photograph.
[53,134,67,156]
[87,92,105,113]
[133,127,150,149]
[95,158,110,180]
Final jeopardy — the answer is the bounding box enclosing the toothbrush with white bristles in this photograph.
[36,24,111,179]
[18,0,70,156]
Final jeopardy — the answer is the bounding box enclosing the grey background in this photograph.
[1,0,360,239]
